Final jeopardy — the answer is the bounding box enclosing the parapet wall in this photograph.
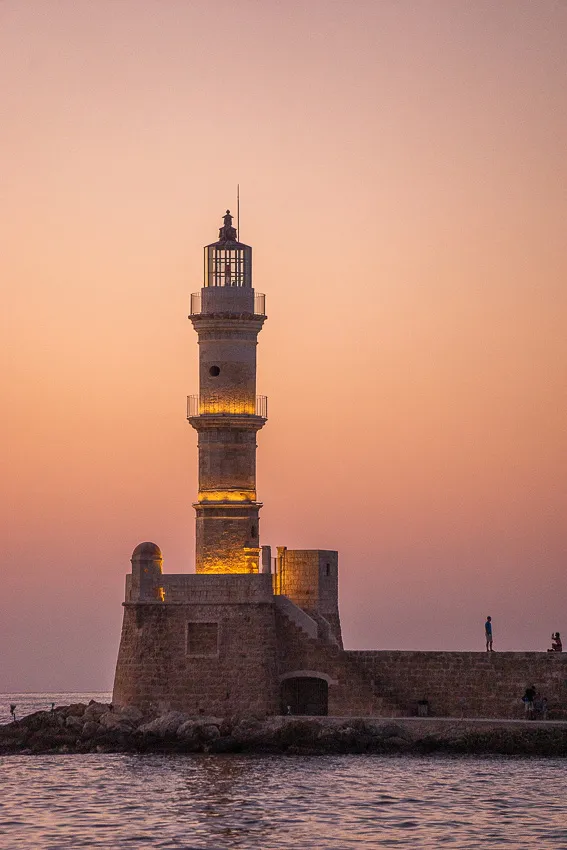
[126,572,273,604]
[160,573,273,604]
[347,651,567,719]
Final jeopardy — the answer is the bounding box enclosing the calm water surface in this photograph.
[1,753,567,849]
[1,694,566,849]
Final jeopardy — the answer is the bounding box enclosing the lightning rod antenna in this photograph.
[237,184,240,241]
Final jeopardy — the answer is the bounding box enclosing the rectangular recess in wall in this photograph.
[186,621,219,657]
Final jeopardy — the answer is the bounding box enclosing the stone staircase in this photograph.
[274,595,318,639]
[274,604,403,717]
[307,610,342,648]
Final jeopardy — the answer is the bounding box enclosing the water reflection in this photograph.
[2,755,567,849]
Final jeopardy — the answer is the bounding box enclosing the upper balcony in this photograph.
[190,291,266,317]
[187,395,268,420]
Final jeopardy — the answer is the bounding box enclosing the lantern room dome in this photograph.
[204,210,252,288]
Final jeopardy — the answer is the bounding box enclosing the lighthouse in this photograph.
[187,210,267,574]
[113,208,345,718]
[113,207,565,722]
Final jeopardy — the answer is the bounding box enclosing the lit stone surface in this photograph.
[188,217,266,575]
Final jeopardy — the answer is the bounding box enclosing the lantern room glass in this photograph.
[204,243,252,288]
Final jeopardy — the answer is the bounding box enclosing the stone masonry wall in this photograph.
[348,651,567,719]
[116,567,567,720]
[274,609,401,716]
[113,600,279,716]
[277,550,342,647]
[274,613,567,719]
[160,573,273,604]
[278,550,319,609]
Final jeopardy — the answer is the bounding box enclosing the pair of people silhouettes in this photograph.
[485,618,562,653]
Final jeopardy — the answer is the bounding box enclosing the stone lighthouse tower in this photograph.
[113,209,347,718]
[187,210,267,574]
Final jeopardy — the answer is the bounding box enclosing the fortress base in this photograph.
[113,546,567,719]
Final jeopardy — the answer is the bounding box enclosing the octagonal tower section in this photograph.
[188,210,267,574]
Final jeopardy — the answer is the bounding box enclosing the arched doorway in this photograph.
[280,676,328,716]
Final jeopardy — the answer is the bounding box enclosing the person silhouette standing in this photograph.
[485,616,493,652]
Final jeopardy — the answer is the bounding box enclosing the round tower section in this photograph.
[188,211,267,574]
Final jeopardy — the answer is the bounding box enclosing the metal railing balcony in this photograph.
[190,292,265,317]
[187,395,268,419]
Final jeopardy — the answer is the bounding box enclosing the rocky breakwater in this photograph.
[2,704,567,756]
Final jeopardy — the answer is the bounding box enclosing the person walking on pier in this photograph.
[485,616,493,652]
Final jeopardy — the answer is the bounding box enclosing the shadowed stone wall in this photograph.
[347,651,567,719]
[274,608,402,716]
[114,576,279,716]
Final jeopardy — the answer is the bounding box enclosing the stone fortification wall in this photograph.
[126,570,273,604]
[348,651,567,719]
[113,601,278,716]
[114,574,279,716]
[273,612,567,719]
[274,609,401,716]
[160,573,273,604]
[117,552,567,720]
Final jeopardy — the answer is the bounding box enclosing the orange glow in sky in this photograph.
[1,0,566,689]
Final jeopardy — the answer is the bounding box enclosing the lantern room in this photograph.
[204,209,252,288]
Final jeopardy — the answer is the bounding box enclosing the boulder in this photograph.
[113,705,144,725]
[18,711,57,732]
[197,723,220,742]
[176,720,221,750]
[177,720,199,740]
[232,717,265,744]
[138,711,187,738]
[65,715,84,732]
[83,702,110,721]
[81,721,101,738]
[376,723,410,740]
[272,719,323,750]
[27,728,77,753]
[193,715,224,728]
[175,721,202,751]
[99,712,135,733]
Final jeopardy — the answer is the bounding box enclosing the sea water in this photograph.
[1,694,566,849]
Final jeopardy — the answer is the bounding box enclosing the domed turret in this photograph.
[131,542,163,562]
[129,542,164,602]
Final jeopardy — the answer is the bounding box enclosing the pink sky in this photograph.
[1,0,566,690]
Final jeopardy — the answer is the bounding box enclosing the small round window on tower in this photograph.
[209,365,221,377]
